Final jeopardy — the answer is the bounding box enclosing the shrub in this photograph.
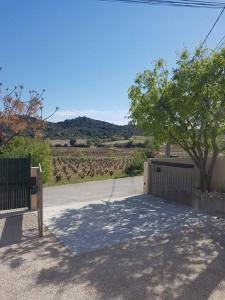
[125,140,134,148]
[74,143,90,148]
[69,139,76,147]
[125,149,147,176]
[135,142,145,148]
[1,137,51,183]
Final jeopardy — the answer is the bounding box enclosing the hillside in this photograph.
[45,116,141,139]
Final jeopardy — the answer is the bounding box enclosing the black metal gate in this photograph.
[0,156,31,210]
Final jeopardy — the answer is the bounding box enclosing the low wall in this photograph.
[144,156,225,192]
[143,156,225,215]
[192,191,225,214]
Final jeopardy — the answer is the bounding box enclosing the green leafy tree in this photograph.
[1,137,51,183]
[129,48,225,192]
[69,138,76,147]
[88,137,103,147]
[86,139,92,147]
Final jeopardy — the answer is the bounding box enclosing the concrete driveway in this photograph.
[43,176,225,256]
[44,176,143,253]
[1,211,225,300]
[44,176,143,207]
[1,176,225,299]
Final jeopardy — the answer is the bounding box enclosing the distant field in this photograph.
[51,156,132,184]
[49,146,136,185]
[48,136,146,147]
[102,136,146,146]
[48,140,186,185]
[48,138,86,146]
[51,146,135,158]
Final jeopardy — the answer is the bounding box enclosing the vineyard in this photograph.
[52,156,132,182]
[51,146,134,158]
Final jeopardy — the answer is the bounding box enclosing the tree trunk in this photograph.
[198,168,207,192]
[206,152,219,191]
[197,152,218,192]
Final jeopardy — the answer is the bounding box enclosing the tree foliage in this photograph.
[125,149,147,176]
[1,137,51,183]
[0,75,44,146]
[69,138,76,147]
[129,48,225,191]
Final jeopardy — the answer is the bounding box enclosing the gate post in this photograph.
[37,164,43,237]
[143,161,151,194]
[164,143,171,157]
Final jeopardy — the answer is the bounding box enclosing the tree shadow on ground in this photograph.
[1,196,225,299]
[45,195,225,255]
[0,214,23,247]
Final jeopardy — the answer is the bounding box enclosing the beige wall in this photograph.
[144,156,225,193]
[143,162,151,194]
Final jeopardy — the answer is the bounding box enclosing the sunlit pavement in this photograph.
[43,177,225,255]
[1,177,225,299]
[44,176,143,207]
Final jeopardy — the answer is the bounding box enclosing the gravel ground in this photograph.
[1,197,225,299]
[44,194,225,255]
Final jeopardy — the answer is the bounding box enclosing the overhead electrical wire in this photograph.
[100,0,225,50]
[215,35,225,50]
[199,6,225,48]
[100,0,225,9]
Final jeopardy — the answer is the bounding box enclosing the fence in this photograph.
[0,156,31,210]
[144,158,225,214]
[0,156,43,237]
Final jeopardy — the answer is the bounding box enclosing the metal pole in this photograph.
[37,165,43,237]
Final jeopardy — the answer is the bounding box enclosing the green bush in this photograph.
[69,138,76,147]
[125,149,147,176]
[1,137,51,183]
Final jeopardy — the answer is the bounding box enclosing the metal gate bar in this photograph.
[0,156,31,210]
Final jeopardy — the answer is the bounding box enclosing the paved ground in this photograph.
[1,177,225,299]
[44,176,144,254]
[1,204,225,299]
[44,176,143,207]
[44,192,225,256]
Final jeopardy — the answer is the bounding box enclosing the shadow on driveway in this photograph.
[0,214,23,247]
[45,194,225,255]
[1,196,225,299]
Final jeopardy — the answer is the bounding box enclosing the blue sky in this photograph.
[1,0,225,124]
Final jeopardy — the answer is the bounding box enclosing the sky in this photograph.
[0,0,225,124]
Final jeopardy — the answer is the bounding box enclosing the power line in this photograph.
[200,6,225,48]
[215,35,225,50]
[101,0,225,51]
[219,40,225,49]
[100,0,225,9]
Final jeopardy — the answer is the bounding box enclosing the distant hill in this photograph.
[45,116,141,139]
